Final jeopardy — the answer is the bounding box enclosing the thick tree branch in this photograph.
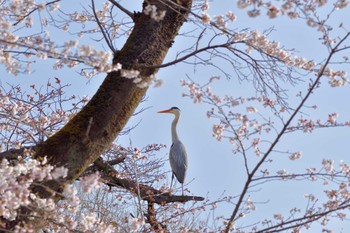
[106,155,127,165]
[93,157,204,204]
[146,202,169,232]
[0,146,35,161]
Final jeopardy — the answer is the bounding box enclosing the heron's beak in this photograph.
[157,109,172,114]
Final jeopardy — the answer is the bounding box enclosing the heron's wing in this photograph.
[169,140,188,183]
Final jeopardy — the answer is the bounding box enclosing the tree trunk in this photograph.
[34,0,192,195]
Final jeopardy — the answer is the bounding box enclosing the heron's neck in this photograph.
[171,113,180,142]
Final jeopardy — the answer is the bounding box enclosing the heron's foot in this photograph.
[168,187,174,196]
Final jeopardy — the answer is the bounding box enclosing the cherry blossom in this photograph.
[212,124,225,141]
[201,12,211,24]
[214,15,226,29]
[143,4,166,22]
[0,154,115,232]
[130,217,145,231]
[322,159,334,174]
[289,151,303,161]
[226,11,237,22]
[80,172,101,194]
[246,198,256,211]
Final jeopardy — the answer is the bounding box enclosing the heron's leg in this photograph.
[181,183,184,196]
[170,173,174,190]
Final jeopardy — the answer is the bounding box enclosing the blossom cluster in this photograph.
[143,4,166,22]
[180,79,204,103]
[121,70,163,88]
[236,0,349,19]
[318,160,350,220]
[265,159,350,230]
[289,151,303,161]
[1,31,119,77]
[0,79,87,150]
[235,30,317,72]
[288,112,349,134]
[324,67,349,87]
[200,1,236,28]
[0,154,114,232]
[0,157,67,221]
[0,1,124,77]
[196,4,348,89]
[181,78,278,155]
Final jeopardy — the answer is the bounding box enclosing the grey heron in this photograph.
[158,107,188,195]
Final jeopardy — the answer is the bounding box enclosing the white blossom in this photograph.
[80,172,101,193]
[143,4,166,22]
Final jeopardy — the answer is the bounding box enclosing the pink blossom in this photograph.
[80,172,101,193]
[340,160,350,174]
[248,9,261,17]
[267,6,280,18]
[246,198,256,211]
[51,167,68,179]
[289,151,302,161]
[335,0,349,9]
[327,113,338,124]
[201,13,211,24]
[143,4,166,22]
[237,0,250,9]
[130,217,145,231]
[201,1,209,11]
[213,124,225,141]
[121,69,140,79]
[246,106,258,113]
[214,15,226,29]
[322,159,334,174]
[273,213,284,221]
[226,11,236,22]
[277,169,288,176]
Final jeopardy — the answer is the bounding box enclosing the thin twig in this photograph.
[12,0,61,26]
[256,201,350,233]
[91,0,116,53]
[108,0,134,19]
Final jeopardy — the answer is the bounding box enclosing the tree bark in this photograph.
[34,0,192,195]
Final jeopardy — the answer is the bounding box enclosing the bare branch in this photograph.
[91,0,116,53]
[108,0,134,20]
[141,43,235,69]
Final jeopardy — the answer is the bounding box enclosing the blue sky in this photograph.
[119,2,350,230]
[2,1,350,231]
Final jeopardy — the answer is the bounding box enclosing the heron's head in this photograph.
[157,106,181,115]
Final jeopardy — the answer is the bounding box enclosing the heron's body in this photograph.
[170,140,188,184]
[158,107,188,195]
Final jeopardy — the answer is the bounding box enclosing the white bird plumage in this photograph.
[158,106,188,195]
